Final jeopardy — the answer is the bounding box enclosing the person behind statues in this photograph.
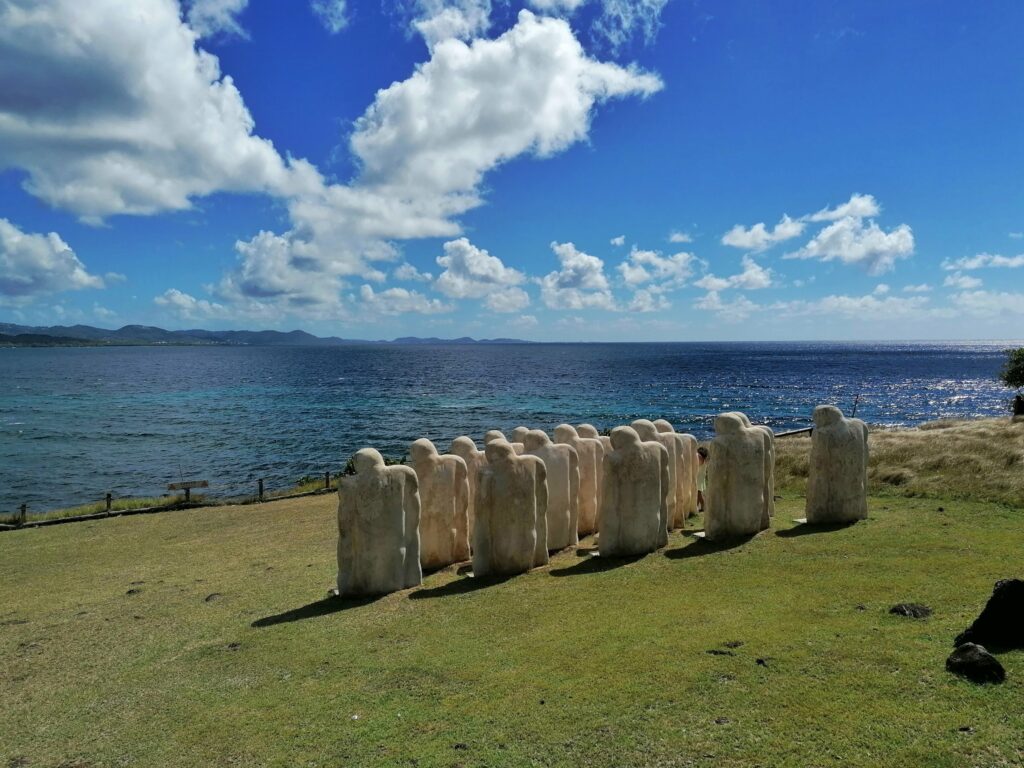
[696,446,709,513]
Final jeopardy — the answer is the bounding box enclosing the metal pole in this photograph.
[258,478,264,502]
[325,470,331,490]
[106,493,112,512]
[19,504,26,526]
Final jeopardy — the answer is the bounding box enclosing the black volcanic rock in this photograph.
[946,643,1005,684]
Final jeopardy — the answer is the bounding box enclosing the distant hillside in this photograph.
[0,323,531,347]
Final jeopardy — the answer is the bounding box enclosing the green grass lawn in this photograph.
[2,486,1022,767]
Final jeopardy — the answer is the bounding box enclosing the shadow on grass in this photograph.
[549,552,646,576]
[776,520,860,538]
[665,535,755,559]
[251,594,383,627]
[410,573,515,599]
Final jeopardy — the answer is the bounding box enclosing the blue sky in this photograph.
[1,0,1022,341]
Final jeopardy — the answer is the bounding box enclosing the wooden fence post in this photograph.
[325,470,331,490]
[105,493,112,512]
[19,504,26,526]
[258,478,264,502]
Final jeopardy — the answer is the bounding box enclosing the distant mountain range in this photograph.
[0,323,531,347]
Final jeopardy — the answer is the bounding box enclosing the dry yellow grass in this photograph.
[775,417,1024,507]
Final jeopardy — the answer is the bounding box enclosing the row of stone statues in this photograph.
[335,406,869,597]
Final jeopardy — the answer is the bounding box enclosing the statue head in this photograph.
[714,412,744,435]
[722,411,752,427]
[630,419,658,441]
[511,426,530,442]
[610,425,641,451]
[813,404,844,428]
[352,447,385,474]
[409,438,438,462]
[576,424,600,439]
[450,436,477,458]
[484,439,515,464]
[553,424,578,443]
[483,429,507,445]
[523,429,550,451]
[652,418,675,434]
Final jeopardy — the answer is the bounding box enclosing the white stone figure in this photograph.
[450,436,486,540]
[511,426,531,444]
[704,412,766,541]
[408,438,470,570]
[554,424,604,537]
[653,419,698,524]
[577,423,613,454]
[631,419,679,534]
[484,429,524,455]
[336,448,422,596]
[524,429,580,550]
[806,405,869,524]
[473,441,549,577]
[599,427,669,557]
[724,412,775,529]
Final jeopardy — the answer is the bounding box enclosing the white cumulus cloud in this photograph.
[943,272,983,290]
[721,215,804,252]
[0,0,304,222]
[617,246,696,288]
[154,288,229,320]
[785,216,914,275]
[0,219,104,305]
[695,256,773,292]
[540,241,616,310]
[806,193,881,223]
[434,238,525,298]
[358,285,452,315]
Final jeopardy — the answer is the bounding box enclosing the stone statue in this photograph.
[599,426,669,557]
[336,448,422,596]
[473,441,549,577]
[524,429,580,551]
[631,419,679,533]
[511,426,531,444]
[554,424,604,536]
[723,412,775,529]
[577,423,612,453]
[408,438,470,570]
[484,429,524,455]
[653,419,698,524]
[806,405,869,524]
[704,412,766,541]
[450,436,486,540]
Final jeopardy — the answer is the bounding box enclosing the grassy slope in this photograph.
[3,485,1023,767]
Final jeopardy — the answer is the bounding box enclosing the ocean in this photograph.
[0,341,1017,514]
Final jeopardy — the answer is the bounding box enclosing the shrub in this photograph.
[999,347,1024,391]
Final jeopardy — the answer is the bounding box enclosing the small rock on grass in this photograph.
[890,603,932,619]
[946,643,1005,684]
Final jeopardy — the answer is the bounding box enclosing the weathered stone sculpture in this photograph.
[805,405,868,524]
[524,429,580,550]
[577,423,612,453]
[631,419,679,533]
[704,412,766,541]
[554,424,604,536]
[723,412,774,529]
[336,448,422,596]
[409,438,470,570]
[450,436,486,539]
[511,426,531,444]
[653,419,698,524]
[599,427,669,557]
[484,429,524,455]
[473,441,549,577]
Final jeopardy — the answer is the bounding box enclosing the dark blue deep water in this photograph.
[0,341,1018,513]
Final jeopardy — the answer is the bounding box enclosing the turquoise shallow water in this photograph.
[0,341,1017,513]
